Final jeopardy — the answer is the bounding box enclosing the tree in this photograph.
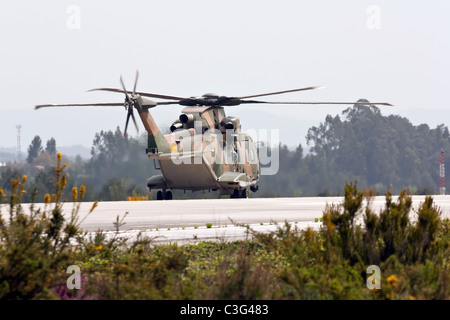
[27,135,43,164]
[86,127,157,193]
[46,138,57,157]
[0,166,22,190]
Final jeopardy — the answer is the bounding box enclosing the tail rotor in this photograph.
[121,71,140,139]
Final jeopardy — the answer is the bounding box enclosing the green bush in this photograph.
[0,153,95,299]
[0,167,449,299]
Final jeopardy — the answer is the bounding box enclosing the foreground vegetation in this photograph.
[0,154,449,300]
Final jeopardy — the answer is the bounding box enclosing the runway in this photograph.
[13,195,450,244]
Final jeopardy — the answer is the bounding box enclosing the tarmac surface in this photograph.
[14,195,450,244]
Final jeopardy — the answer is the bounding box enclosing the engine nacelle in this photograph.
[179,113,194,124]
[221,116,240,131]
[170,120,183,132]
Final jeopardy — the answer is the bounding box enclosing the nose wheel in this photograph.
[156,190,173,200]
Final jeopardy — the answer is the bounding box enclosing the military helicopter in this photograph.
[35,71,391,200]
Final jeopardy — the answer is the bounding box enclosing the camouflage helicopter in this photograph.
[35,71,391,200]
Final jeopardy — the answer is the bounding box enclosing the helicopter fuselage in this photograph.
[141,104,260,198]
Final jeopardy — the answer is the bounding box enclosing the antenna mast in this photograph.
[16,124,22,162]
[440,148,445,195]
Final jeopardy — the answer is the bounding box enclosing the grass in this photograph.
[0,156,449,300]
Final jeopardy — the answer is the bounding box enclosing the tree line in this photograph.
[1,129,156,202]
[259,101,450,197]
[1,102,449,201]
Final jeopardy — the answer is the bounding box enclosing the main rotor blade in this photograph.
[88,88,186,101]
[152,101,182,105]
[35,103,124,109]
[35,101,178,110]
[236,86,324,99]
[240,100,393,106]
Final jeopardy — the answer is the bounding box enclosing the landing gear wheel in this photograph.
[230,188,248,199]
[230,189,240,199]
[156,190,173,200]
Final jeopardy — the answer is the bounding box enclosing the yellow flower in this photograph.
[90,201,98,213]
[80,185,86,198]
[387,274,399,288]
[22,175,27,183]
[44,193,51,204]
[11,179,20,188]
[57,152,62,161]
[60,175,67,190]
[72,187,78,202]
[96,245,103,251]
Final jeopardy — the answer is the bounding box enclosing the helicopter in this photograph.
[35,71,392,200]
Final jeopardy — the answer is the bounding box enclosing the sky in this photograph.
[1,1,450,157]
